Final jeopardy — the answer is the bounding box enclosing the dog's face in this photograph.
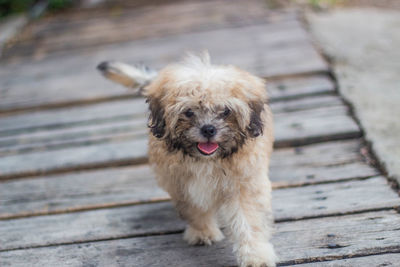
[146,57,268,159]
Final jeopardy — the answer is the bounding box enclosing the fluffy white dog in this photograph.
[98,53,277,267]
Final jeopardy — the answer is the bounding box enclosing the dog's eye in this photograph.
[222,107,231,117]
[184,109,194,118]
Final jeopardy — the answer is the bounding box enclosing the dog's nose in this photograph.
[201,125,217,138]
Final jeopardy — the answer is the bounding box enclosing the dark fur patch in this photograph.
[165,135,185,153]
[247,100,265,137]
[147,100,254,158]
[164,117,193,154]
[220,143,240,158]
[147,97,166,138]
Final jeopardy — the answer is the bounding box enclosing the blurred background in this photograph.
[1,0,398,189]
[0,0,399,266]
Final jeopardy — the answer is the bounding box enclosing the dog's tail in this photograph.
[97,61,157,95]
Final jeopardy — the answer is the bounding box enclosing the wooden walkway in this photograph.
[0,1,399,266]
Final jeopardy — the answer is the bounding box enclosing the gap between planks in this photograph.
[0,91,340,138]
[1,210,399,266]
[0,140,382,220]
[2,1,297,60]
[1,177,399,251]
[0,94,347,156]
[0,101,362,180]
[288,253,400,267]
[0,20,328,113]
[0,132,365,184]
[0,73,334,117]
[0,175,382,221]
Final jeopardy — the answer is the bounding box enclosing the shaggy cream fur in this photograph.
[98,54,277,267]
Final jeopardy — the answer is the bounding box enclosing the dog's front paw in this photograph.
[183,225,224,246]
[238,242,277,267]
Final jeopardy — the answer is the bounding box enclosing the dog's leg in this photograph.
[176,202,224,246]
[223,182,277,267]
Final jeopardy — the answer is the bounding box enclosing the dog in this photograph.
[97,53,277,267]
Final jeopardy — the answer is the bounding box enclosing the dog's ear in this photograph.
[247,100,265,137]
[147,97,166,138]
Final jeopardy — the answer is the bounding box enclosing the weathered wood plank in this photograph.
[1,211,399,266]
[0,78,334,136]
[0,138,148,179]
[269,139,377,187]
[273,177,400,220]
[295,253,400,266]
[0,99,148,136]
[268,74,334,100]
[0,118,148,156]
[0,104,361,179]
[0,96,358,160]
[0,165,167,219]
[0,20,327,113]
[0,178,398,251]
[271,94,342,114]
[0,140,378,219]
[0,95,345,156]
[1,163,376,219]
[4,0,295,59]
[274,105,361,147]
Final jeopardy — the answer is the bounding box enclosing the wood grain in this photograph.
[1,211,399,266]
[0,96,361,179]
[268,74,334,101]
[0,138,148,179]
[0,95,346,155]
[273,105,361,147]
[0,177,398,251]
[0,21,327,113]
[3,0,295,59]
[0,78,334,135]
[0,140,379,219]
[294,253,400,266]
[269,139,378,187]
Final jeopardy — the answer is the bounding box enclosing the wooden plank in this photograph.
[0,140,379,219]
[0,118,148,156]
[0,95,344,155]
[294,253,400,266]
[274,105,361,147]
[271,94,343,114]
[272,177,400,220]
[4,0,296,59]
[0,165,167,219]
[0,20,328,113]
[0,77,334,135]
[0,138,148,179]
[269,139,378,187]
[0,104,361,179]
[268,74,334,101]
[0,177,398,251]
[0,140,379,218]
[1,210,399,266]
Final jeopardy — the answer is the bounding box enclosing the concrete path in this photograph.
[308,8,400,185]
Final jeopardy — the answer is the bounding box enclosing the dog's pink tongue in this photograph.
[197,142,219,155]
